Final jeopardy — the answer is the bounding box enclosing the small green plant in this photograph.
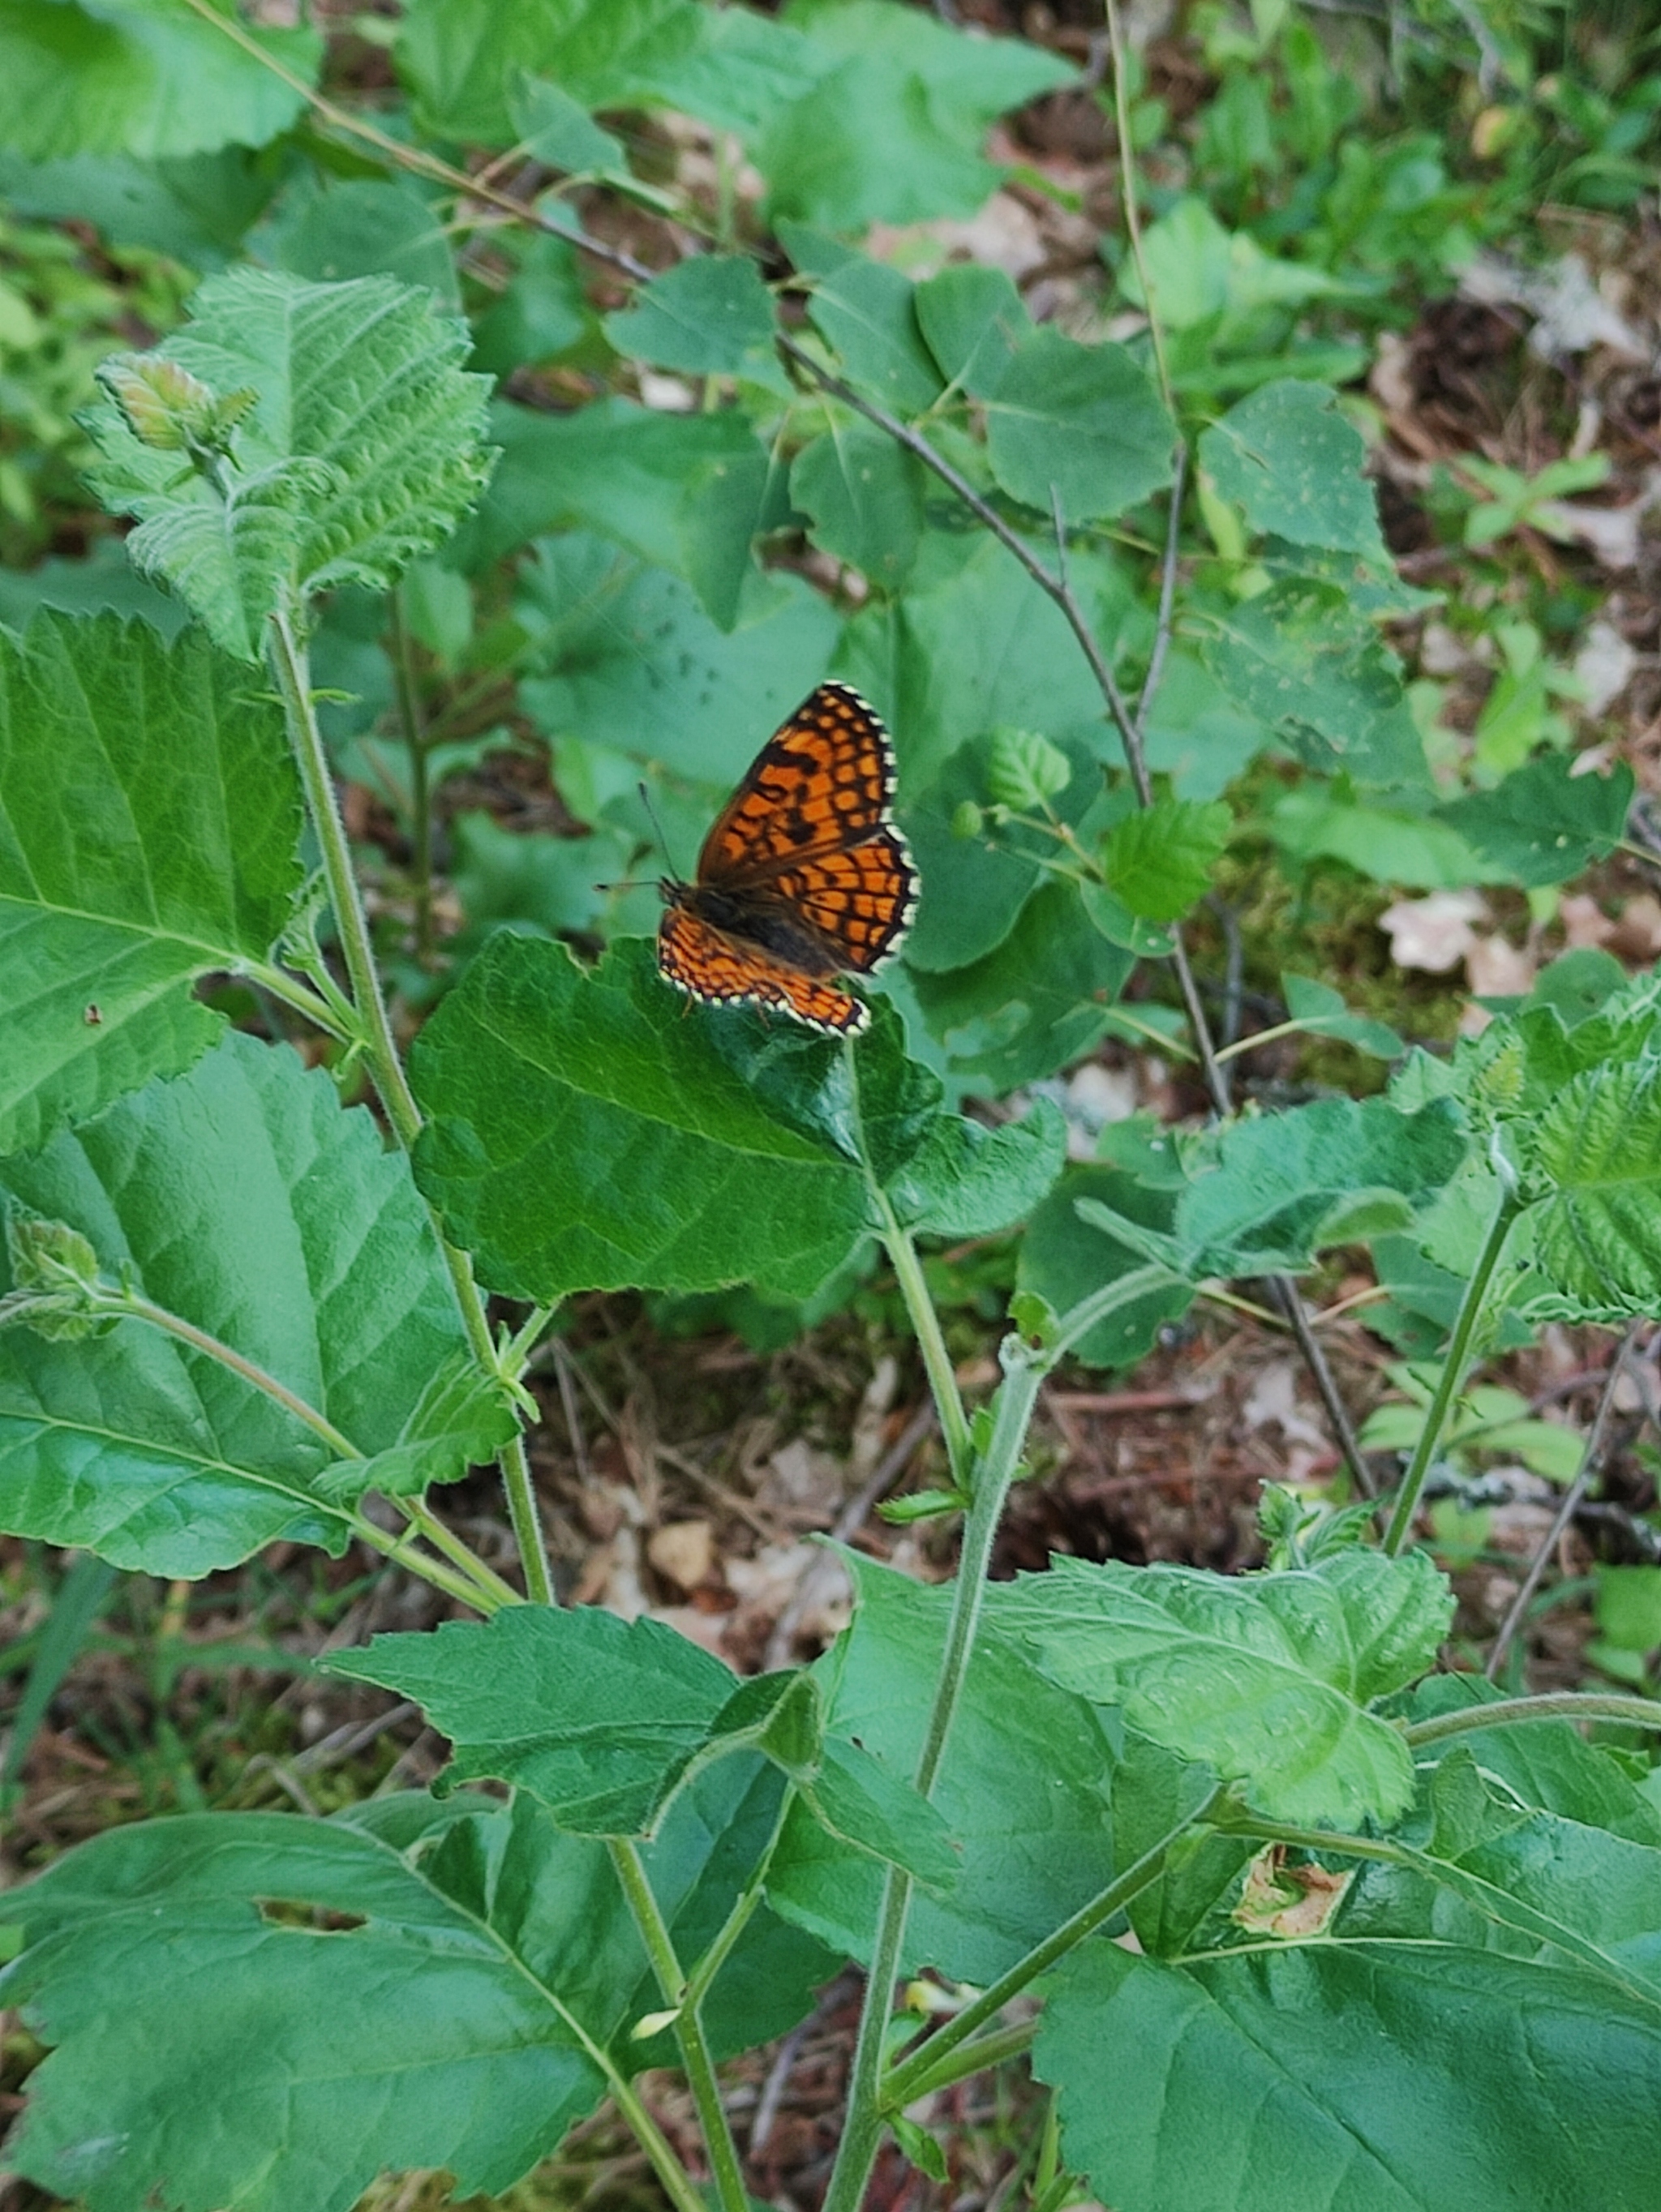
[1,8,1659,2212]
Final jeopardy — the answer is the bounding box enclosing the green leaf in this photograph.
[1280,975,1405,1058]
[255,177,461,311]
[458,400,774,631]
[331,1609,741,1834]
[318,1355,518,1503]
[1268,787,1488,890]
[397,0,706,144]
[915,262,1032,392]
[886,1099,1067,1239]
[0,611,303,1154]
[1205,578,1425,786]
[0,1034,483,1575]
[1403,1675,1661,1844]
[0,0,321,160]
[516,534,838,793]
[768,1554,1123,1982]
[778,223,943,416]
[1527,1057,1661,1321]
[979,328,1174,525]
[790,423,926,589]
[1438,750,1635,889]
[603,255,778,376]
[1101,797,1231,923]
[332,1611,957,1884]
[1018,1164,1194,1370]
[907,879,1136,1091]
[1124,197,1349,332]
[1199,380,1387,557]
[984,726,1072,812]
[84,270,494,660]
[450,810,620,940]
[410,935,873,1303]
[757,0,1073,230]
[508,73,627,174]
[1006,1547,1453,1826]
[1036,1937,1661,2212]
[1,1779,833,2212]
[1174,1096,1467,1276]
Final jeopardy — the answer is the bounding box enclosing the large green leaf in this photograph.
[1171,1096,1469,1276]
[602,254,779,378]
[0,1033,493,1575]
[978,328,1174,525]
[1036,1937,1661,2212]
[410,935,873,1301]
[1002,1548,1453,1826]
[84,270,493,658]
[767,1554,1124,1983]
[1438,750,1635,890]
[516,534,839,795]
[1204,579,1425,787]
[0,1778,835,2212]
[758,0,1073,229]
[1198,380,1387,558]
[331,1610,957,1884]
[0,0,320,161]
[1527,1056,1661,1321]
[1019,1162,1195,1370]
[0,611,303,1153]
[790,421,927,589]
[457,399,775,630]
[411,939,1067,1298]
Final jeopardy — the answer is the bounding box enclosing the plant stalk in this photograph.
[1404,1690,1661,1747]
[609,1841,751,2212]
[1382,1185,1522,1554]
[268,607,556,1605]
[877,1198,972,1490]
[883,1783,1221,2109]
[388,590,435,965]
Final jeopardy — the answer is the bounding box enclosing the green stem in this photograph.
[873,1193,972,1491]
[268,607,556,1605]
[242,958,354,1040]
[1212,1018,1303,1065]
[1051,1262,1182,1363]
[609,1841,750,2212]
[883,1784,1221,2110]
[346,1509,509,1615]
[400,1498,522,1610]
[888,2019,1037,2103]
[1382,1185,1522,1554]
[682,1782,796,2011]
[1404,1691,1661,1747]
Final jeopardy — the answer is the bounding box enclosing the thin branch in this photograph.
[1487,1322,1646,1681]
[1135,443,1187,739]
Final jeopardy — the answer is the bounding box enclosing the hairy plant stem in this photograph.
[1382,1184,1522,1554]
[1404,1689,1661,1747]
[609,1841,751,2212]
[883,1783,1222,2109]
[268,609,556,1605]
[823,1263,1181,2212]
[876,1198,972,1490]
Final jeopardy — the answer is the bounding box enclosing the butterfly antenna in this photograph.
[637,778,680,882]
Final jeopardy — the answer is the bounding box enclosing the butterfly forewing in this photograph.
[698,683,896,885]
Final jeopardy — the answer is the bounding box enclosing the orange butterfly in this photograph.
[658,682,917,1035]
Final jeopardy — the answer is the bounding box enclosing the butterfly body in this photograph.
[657,682,916,1035]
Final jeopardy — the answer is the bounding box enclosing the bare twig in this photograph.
[1487,1322,1647,1681]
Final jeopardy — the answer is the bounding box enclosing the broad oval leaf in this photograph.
[1000,1549,1454,1827]
[0,610,303,1153]
[0,1032,491,1575]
